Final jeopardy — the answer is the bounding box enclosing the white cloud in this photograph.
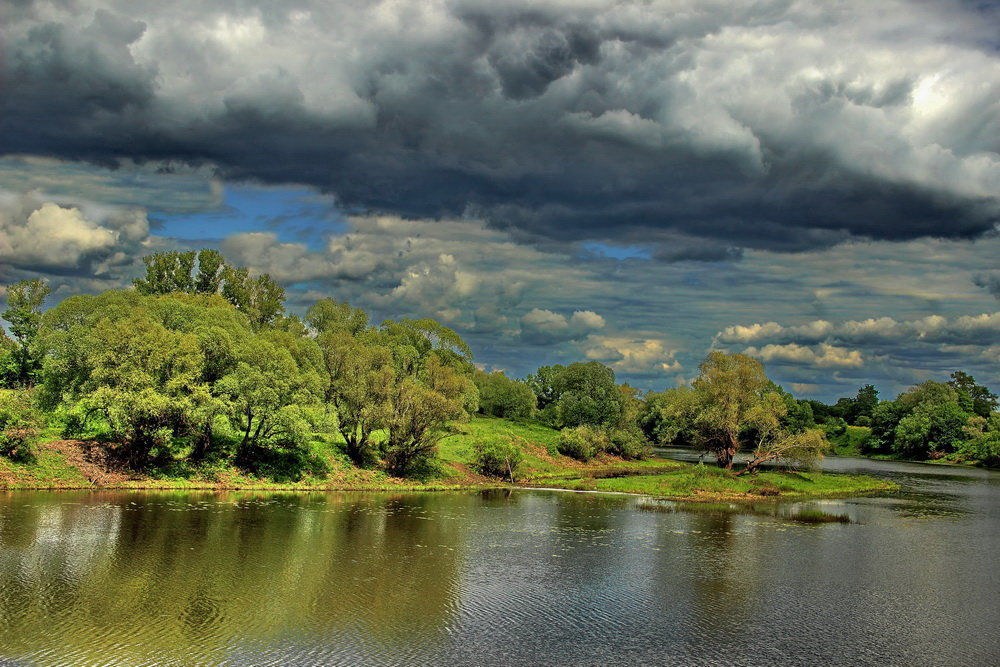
[718,311,1000,346]
[0,193,149,273]
[584,335,683,376]
[743,343,864,369]
[519,308,606,344]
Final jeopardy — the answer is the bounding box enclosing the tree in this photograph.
[473,370,536,419]
[306,298,369,335]
[220,266,285,330]
[948,371,998,419]
[133,251,197,295]
[83,311,208,468]
[0,329,16,387]
[382,355,476,476]
[640,387,700,446]
[193,249,226,294]
[316,330,393,466]
[868,380,976,458]
[689,351,826,471]
[2,278,51,387]
[215,336,320,457]
[527,361,622,429]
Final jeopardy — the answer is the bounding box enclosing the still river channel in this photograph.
[0,454,997,666]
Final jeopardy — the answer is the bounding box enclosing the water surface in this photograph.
[1,456,997,665]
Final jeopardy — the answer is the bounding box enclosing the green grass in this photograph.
[0,444,91,489]
[829,425,872,457]
[0,416,898,501]
[532,464,897,501]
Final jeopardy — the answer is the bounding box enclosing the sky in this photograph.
[1,0,998,401]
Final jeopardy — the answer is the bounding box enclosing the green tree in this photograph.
[133,251,197,295]
[473,370,536,419]
[215,336,321,456]
[689,351,826,471]
[194,249,227,294]
[0,329,16,387]
[0,388,42,461]
[528,361,622,429]
[2,278,51,387]
[83,311,208,468]
[948,371,998,419]
[316,330,393,466]
[306,298,369,335]
[220,266,285,330]
[381,355,477,476]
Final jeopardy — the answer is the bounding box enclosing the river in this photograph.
[0,455,997,666]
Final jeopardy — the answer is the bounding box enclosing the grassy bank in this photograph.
[0,417,898,500]
[527,464,896,501]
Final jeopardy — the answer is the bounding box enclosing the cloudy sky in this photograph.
[1,0,999,400]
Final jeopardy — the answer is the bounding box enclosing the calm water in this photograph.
[0,456,998,666]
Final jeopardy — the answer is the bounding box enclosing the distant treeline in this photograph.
[1,249,998,481]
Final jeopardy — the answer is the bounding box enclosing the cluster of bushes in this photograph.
[557,425,651,461]
[0,389,40,462]
[1,251,480,480]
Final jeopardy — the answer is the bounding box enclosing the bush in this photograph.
[958,431,1000,467]
[234,441,329,482]
[557,425,609,461]
[607,427,652,460]
[0,389,42,462]
[57,402,94,439]
[471,436,524,481]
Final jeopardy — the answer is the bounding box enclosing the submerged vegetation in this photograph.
[0,249,982,501]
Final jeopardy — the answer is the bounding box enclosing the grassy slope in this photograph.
[829,425,872,457]
[0,417,897,500]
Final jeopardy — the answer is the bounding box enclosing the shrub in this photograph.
[471,436,524,481]
[0,389,42,462]
[557,425,609,461]
[607,427,652,460]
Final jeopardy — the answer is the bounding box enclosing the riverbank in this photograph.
[0,417,898,500]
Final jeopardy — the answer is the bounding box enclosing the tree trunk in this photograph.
[717,434,739,470]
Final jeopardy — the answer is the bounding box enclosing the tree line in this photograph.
[2,249,999,478]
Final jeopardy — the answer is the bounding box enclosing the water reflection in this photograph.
[0,457,997,666]
[0,492,462,664]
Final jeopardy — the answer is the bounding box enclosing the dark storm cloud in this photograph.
[974,272,1000,299]
[2,0,998,255]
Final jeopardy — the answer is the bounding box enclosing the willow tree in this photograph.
[690,351,825,472]
[316,329,393,466]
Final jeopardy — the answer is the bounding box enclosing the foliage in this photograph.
[606,426,653,460]
[2,278,51,387]
[639,387,700,445]
[133,249,285,329]
[948,371,998,418]
[866,380,976,458]
[381,355,477,476]
[0,389,41,461]
[957,415,1000,466]
[557,425,609,461]
[0,330,16,387]
[473,370,536,419]
[528,361,623,429]
[317,330,392,466]
[220,266,285,330]
[470,435,525,481]
[647,352,827,472]
[306,298,369,335]
[689,352,781,469]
